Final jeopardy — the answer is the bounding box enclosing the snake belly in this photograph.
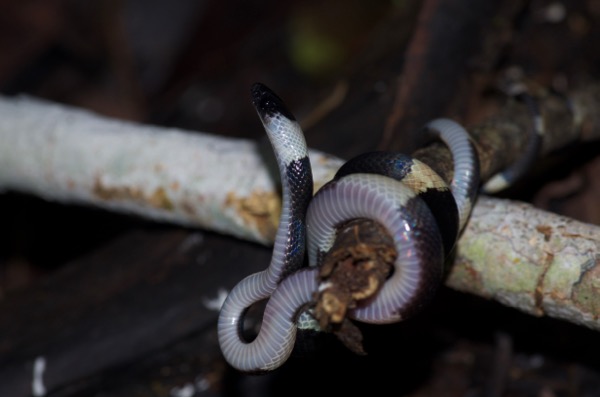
[307,118,479,323]
[217,85,480,372]
[217,83,314,372]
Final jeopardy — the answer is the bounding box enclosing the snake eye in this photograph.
[251,82,297,121]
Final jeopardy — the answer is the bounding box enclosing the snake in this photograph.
[218,83,480,372]
[482,83,545,193]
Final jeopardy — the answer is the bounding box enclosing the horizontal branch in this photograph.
[0,92,599,331]
[450,196,600,330]
[0,95,343,244]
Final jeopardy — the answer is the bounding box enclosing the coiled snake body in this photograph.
[218,83,480,372]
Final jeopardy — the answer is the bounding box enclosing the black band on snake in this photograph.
[218,83,488,372]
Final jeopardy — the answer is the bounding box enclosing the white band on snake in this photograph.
[218,83,480,372]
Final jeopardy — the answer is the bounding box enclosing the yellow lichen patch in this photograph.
[224,190,281,241]
[148,187,173,210]
[93,177,174,210]
[94,177,143,201]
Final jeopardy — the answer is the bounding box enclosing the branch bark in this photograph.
[451,196,600,330]
[0,95,343,244]
[0,86,598,331]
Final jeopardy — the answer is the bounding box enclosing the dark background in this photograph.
[0,0,599,396]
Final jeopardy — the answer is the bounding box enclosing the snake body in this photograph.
[218,84,314,372]
[218,83,480,372]
[482,88,544,193]
[308,118,479,323]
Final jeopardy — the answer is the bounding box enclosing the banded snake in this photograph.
[217,82,541,372]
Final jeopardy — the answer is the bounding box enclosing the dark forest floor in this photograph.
[1,1,599,396]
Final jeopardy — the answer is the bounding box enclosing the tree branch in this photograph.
[0,94,343,244]
[451,196,600,330]
[0,85,598,331]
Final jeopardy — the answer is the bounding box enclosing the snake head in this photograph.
[251,82,297,122]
